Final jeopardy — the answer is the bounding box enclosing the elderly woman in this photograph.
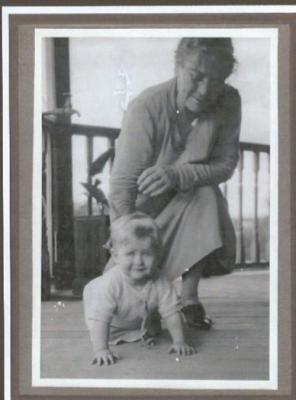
[108,38,241,329]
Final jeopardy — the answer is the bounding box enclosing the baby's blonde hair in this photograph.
[110,212,161,251]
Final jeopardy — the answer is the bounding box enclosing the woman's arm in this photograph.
[138,89,241,196]
[167,90,241,191]
[109,98,155,220]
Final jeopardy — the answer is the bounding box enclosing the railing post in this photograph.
[239,150,245,266]
[108,137,116,167]
[87,136,94,216]
[254,151,260,264]
[51,38,76,290]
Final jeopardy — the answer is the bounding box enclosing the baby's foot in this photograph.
[141,334,156,349]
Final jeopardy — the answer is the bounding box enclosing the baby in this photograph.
[83,212,196,366]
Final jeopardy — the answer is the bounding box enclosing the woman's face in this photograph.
[176,52,228,114]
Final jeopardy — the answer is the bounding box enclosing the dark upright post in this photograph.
[51,38,76,289]
[87,136,94,216]
[254,151,260,264]
[239,150,245,266]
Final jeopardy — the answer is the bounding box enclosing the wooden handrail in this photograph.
[43,117,270,154]
[42,116,119,140]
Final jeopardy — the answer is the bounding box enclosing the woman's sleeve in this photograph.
[167,90,241,191]
[109,98,155,221]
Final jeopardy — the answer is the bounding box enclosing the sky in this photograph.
[69,37,271,145]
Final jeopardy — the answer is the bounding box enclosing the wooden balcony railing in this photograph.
[233,144,269,267]
[43,118,270,271]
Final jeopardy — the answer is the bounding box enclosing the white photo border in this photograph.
[31,27,278,390]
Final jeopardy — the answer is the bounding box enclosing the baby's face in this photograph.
[113,236,157,286]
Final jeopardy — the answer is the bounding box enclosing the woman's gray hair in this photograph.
[175,38,236,77]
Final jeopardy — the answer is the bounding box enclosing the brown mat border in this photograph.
[3,4,296,400]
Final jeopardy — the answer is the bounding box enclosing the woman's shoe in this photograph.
[181,303,212,330]
[145,311,162,337]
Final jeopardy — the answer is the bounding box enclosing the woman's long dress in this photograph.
[109,78,241,280]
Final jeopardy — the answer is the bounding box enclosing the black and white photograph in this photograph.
[32,27,278,389]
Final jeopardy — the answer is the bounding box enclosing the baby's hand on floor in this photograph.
[92,349,119,366]
[169,342,196,356]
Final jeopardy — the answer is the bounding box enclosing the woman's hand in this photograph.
[92,349,120,366]
[137,166,174,197]
[169,342,197,356]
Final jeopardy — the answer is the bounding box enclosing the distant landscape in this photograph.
[232,216,269,265]
[74,201,270,266]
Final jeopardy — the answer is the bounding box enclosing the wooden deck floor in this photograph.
[41,269,269,382]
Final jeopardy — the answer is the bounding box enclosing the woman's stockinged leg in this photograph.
[181,258,212,330]
[181,259,205,306]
